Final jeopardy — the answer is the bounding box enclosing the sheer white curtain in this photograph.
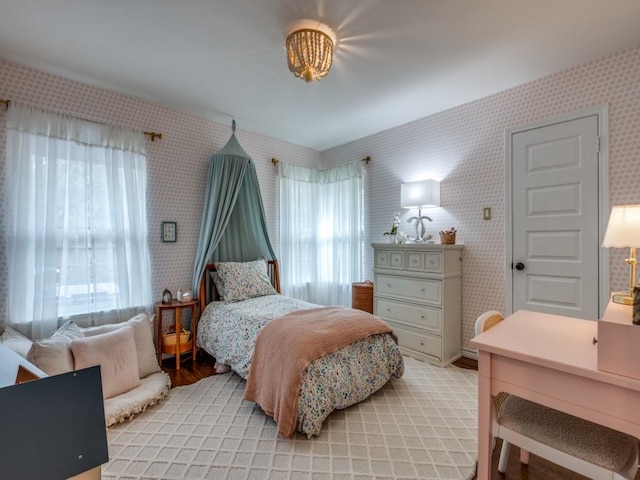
[278,160,363,306]
[5,104,152,339]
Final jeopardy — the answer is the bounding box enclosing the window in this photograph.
[278,160,363,306]
[5,104,152,339]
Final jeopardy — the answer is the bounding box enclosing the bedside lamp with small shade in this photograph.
[601,204,640,305]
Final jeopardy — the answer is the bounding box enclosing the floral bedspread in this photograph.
[197,295,404,437]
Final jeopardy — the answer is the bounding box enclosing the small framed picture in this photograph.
[162,221,177,243]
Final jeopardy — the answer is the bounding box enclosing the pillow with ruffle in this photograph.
[215,258,277,303]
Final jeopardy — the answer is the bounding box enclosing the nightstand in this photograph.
[156,298,199,370]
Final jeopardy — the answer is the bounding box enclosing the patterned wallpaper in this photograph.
[0,57,320,332]
[325,43,640,353]
[2,41,640,353]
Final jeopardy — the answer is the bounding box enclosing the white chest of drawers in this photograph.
[372,243,463,366]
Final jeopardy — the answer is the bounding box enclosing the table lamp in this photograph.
[400,179,440,242]
[601,204,640,305]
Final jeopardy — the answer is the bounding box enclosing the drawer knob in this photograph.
[388,283,391,288]
[386,308,391,312]
[421,288,426,292]
[420,342,424,346]
[421,315,424,319]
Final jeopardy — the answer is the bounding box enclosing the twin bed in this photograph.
[197,258,404,438]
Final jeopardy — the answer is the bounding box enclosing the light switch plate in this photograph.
[162,221,177,242]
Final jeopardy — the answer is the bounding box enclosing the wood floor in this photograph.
[161,353,633,480]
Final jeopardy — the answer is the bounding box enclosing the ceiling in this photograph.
[2,1,640,151]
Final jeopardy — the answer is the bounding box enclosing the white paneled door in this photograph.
[511,114,600,319]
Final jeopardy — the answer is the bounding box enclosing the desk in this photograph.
[469,310,640,480]
[156,299,199,370]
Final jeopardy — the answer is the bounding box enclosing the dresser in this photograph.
[372,243,463,366]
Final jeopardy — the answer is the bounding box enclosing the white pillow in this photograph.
[81,313,160,378]
[71,326,142,400]
[26,320,84,375]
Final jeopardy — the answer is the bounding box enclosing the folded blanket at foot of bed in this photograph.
[243,305,397,438]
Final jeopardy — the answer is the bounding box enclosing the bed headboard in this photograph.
[198,260,281,313]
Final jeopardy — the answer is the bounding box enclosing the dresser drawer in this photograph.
[374,250,404,270]
[375,297,442,333]
[375,274,441,306]
[387,320,441,361]
[406,252,442,273]
[374,251,390,268]
[423,253,442,273]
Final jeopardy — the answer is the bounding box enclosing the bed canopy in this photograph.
[192,122,276,293]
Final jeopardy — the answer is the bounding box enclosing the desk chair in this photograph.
[475,310,639,480]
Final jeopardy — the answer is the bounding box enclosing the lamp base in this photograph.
[611,291,633,305]
[407,235,433,244]
[408,211,433,243]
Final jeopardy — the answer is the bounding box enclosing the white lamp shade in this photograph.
[602,204,640,248]
[400,179,440,208]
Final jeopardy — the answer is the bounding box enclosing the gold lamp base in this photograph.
[611,291,633,305]
[609,246,638,306]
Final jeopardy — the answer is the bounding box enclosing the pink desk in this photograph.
[469,309,640,480]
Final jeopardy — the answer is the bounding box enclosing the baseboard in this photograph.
[462,347,477,360]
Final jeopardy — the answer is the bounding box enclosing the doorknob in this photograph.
[514,262,525,271]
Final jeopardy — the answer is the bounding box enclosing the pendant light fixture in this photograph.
[286,20,336,82]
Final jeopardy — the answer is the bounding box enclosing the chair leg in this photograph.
[520,448,530,465]
[498,440,511,473]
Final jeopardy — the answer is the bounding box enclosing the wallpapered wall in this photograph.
[324,43,640,353]
[2,41,640,352]
[0,57,320,331]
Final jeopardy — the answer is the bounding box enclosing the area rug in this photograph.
[104,356,478,480]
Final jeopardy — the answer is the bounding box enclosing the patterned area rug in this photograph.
[104,356,478,480]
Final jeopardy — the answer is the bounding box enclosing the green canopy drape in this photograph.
[192,127,276,293]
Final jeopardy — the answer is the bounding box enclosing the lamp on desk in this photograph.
[602,204,640,305]
[400,179,440,242]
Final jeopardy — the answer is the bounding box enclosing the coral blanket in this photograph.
[243,306,396,438]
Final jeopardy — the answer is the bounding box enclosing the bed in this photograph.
[197,259,404,438]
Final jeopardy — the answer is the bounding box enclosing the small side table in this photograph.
[156,298,199,370]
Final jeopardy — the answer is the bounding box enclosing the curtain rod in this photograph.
[0,97,163,141]
[272,156,371,166]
